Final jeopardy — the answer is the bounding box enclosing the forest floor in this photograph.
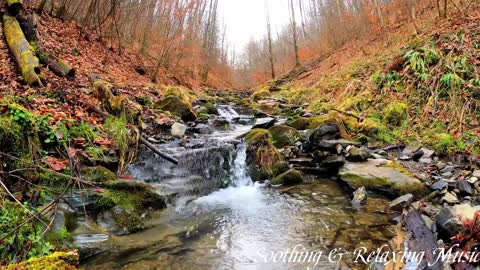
[262,2,480,158]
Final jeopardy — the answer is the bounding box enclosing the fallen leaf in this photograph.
[44,156,68,171]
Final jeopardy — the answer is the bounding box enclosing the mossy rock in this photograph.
[243,129,283,181]
[82,166,117,183]
[272,169,304,186]
[287,117,312,130]
[339,161,429,198]
[7,251,79,270]
[384,102,407,126]
[251,90,271,102]
[268,125,303,148]
[154,96,197,122]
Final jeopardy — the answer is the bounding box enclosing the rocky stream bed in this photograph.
[43,93,480,270]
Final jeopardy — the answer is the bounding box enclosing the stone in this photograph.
[451,204,479,221]
[243,129,283,181]
[154,96,197,122]
[253,117,276,129]
[352,186,367,205]
[196,106,209,114]
[308,124,341,150]
[82,166,117,183]
[212,118,231,130]
[338,161,429,198]
[315,139,361,152]
[441,192,459,204]
[473,170,480,178]
[420,148,435,158]
[436,207,466,238]
[457,180,473,196]
[171,122,187,138]
[468,177,479,184]
[389,194,414,211]
[271,169,303,186]
[441,165,455,173]
[430,180,448,191]
[189,124,213,134]
[436,161,447,171]
[320,155,346,169]
[269,125,303,148]
[347,146,372,162]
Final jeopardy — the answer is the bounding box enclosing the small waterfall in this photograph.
[217,105,240,122]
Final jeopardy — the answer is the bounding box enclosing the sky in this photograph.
[218,0,291,52]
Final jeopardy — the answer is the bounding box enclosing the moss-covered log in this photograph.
[37,50,75,77]
[3,14,42,86]
[6,0,24,15]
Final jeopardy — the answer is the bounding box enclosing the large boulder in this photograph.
[154,96,197,122]
[243,129,283,181]
[287,117,312,130]
[338,161,429,198]
[271,169,303,186]
[253,117,276,129]
[307,123,341,150]
[268,125,303,148]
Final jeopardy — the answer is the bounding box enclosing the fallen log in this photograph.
[6,0,23,15]
[3,14,42,86]
[17,11,75,78]
[37,51,75,78]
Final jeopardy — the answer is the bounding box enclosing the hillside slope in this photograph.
[262,4,480,156]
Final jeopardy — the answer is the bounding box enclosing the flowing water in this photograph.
[79,106,397,270]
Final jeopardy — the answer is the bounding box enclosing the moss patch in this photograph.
[6,251,79,270]
[82,166,117,183]
[268,125,302,148]
[154,95,197,122]
[383,102,407,126]
[251,90,271,101]
[243,129,283,181]
[272,169,303,186]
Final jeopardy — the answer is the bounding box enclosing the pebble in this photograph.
[457,180,473,195]
[473,170,480,178]
[436,161,447,171]
[430,180,447,190]
[442,192,459,204]
[468,177,479,184]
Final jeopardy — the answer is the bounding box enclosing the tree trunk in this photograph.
[443,0,448,18]
[3,14,42,86]
[266,6,275,79]
[289,0,300,67]
[37,0,48,13]
[6,0,23,15]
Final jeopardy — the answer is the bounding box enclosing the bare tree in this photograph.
[266,4,275,79]
[289,0,300,67]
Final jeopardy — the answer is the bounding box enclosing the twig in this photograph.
[330,108,364,122]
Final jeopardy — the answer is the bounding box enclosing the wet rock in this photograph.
[308,123,341,150]
[389,194,414,211]
[289,158,315,167]
[171,122,187,138]
[196,106,209,114]
[154,96,197,122]
[441,192,459,204]
[82,166,117,183]
[287,117,312,130]
[252,117,276,129]
[457,180,473,196]
[189,124,213,134]
[441,165,455,174]
[352,186,367,205]
[430,180,448,190]
[338,161,429,198]
[421,148,435,158]
[399,145,421,160]
[268,125,303,148]
[473,170,480,178]
[271,169,304,186]
[212,118,231,130]
[315,139,361,152]
[436,207,466,239]
[346,146,372,162]
[320,155,346,169]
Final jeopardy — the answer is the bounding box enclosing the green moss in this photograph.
[383,102,407,126]
[244,129,272,146]
[154,96,197,122]
[82,166,117,183]
[7,251,79,270]
[272,169,303,186]
[287,117,312,130]
[251,90,271,101]
[433,133,454,153]
[268,125,302,148]
[340,173,393,190]
[243,129,283,181]
[69,121,97,142]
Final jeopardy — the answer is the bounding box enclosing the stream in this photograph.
[77,105,397,270]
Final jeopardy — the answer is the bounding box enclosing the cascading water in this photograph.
[80,105,397,270]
